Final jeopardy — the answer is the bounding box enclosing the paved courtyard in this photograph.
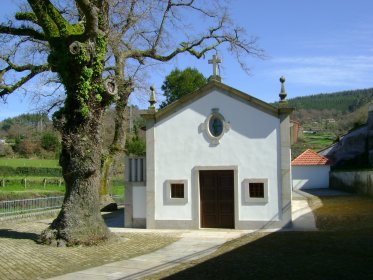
[0,210,179,280]
[0,190,327,280]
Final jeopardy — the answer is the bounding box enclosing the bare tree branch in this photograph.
[0,24,45,41]
[27,0,60,38]
[75,0,100,37]
[15,12,39,25]
[0,56,49,97]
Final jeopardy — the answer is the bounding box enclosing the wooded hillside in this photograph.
[287,88,373,112]
[287,88,373,158]
[286,88,373,135]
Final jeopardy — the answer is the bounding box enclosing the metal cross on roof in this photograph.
[208,54,221,76]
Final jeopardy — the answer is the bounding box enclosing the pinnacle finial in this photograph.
[149,85,156,109]
[279,76,287,102]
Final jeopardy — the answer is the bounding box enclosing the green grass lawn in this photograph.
[0,158,60,168]
[0,176,124,201]
[0,157,124,200]
[145,195,373,280]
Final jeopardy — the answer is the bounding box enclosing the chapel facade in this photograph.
[124,57,293,230]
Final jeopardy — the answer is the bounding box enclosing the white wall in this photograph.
[292,165,330,189]
[151,88,282,223]
[133,186,146,218]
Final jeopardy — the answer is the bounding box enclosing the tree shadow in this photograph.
[161,196,373,280]
[0,228,39,241]
[162,229,373,280]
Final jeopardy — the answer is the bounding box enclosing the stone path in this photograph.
[49,230,250,280]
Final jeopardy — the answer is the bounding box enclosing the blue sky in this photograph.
[1,0,373,120]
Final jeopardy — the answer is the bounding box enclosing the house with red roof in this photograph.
[292,149,330,190]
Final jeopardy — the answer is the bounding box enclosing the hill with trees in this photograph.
[287,88,373,112]
[0,113,60,159]
[286,88,373,158]
[287,88,373,132]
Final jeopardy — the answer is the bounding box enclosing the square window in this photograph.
[249,183,264,198]
[243,179,268,204]
[171,183,184,198]
[164,180,188,205]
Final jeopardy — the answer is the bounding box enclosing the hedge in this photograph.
[0,166,61,177]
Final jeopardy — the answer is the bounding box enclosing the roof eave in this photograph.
[153,80,291,122]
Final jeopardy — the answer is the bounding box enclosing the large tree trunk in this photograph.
[37,0,113,245]
[41,114,111,246]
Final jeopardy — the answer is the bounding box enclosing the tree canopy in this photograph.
[160,67,207,108]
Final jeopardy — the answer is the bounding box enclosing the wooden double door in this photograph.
[199,170,234,228]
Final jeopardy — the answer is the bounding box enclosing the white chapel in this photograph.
[124,56,293,230]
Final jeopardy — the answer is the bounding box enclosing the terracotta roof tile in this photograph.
[292,149,330,166]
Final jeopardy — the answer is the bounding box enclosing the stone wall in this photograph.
[330,170,373,196]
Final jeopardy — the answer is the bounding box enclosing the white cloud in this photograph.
[270,55,373,88]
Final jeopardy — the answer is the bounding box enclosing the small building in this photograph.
[125,58,293,230]
[290,120,301,144]
[292,149,330,190]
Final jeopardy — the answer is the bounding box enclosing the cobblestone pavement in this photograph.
[0,211,179,280]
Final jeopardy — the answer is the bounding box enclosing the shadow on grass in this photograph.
[163,230,373,280]
[162,195,373,280]
[0,229,39,241]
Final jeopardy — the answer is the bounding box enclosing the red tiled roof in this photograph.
[292,149,330,166]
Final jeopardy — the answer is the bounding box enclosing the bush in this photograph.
[0,143,14,157]
[41,132,60,152]
[17,139,36,157]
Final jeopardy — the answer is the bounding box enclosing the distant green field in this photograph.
[0,176,124,200]
[0,158,124,200]
[0,158,59,168]
[292,132,336,159]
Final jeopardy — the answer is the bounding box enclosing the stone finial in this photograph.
[149,85,156,109]
[208,54,222,82]
[279,76,287,102]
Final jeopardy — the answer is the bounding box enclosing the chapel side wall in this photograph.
[145,118,156,228]
[277,111,292,228]
[152,89,282,228]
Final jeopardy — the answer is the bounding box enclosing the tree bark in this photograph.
[35,0,113,246]
[41,113,112,246]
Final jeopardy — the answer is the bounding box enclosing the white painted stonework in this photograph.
[292,165,330,189]
[155,90,279,221]
[126,80,293,230]
[133,186,146,218]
